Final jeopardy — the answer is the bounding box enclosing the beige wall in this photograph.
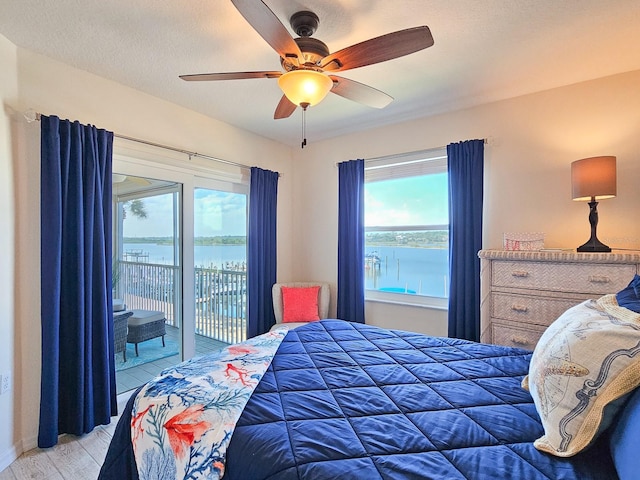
[0,34,18,471]
[7,48,296,460]
[3,34,640,466]
[290,70,640,335]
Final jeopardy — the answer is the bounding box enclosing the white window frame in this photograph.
[364,148,449,310]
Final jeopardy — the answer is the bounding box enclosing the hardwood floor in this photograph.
[0,411,120,480]
[1,332,228,479]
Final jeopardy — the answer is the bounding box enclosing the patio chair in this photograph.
[113,310,133,362]
[270,282,330,331]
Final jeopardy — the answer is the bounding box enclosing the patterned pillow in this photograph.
[523,295,640,457]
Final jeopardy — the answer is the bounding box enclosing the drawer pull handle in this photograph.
[512,270,529,278]
[511,304,529,313]
[588,275,610,284]
[511,336,530,346]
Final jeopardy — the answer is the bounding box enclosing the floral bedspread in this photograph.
[131,329,287,480]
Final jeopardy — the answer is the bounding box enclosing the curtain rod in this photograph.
[24,110,252,172]
[335,138,489,166]
[363,138,489,163]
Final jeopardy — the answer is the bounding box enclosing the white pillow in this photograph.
[523,294,640,456]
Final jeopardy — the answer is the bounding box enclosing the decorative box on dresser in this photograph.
[478,249,640,350]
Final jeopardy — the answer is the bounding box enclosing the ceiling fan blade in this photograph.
[180,71,282,81]
[274,95,297,119]
[320,26,434,72]
[231,0,303,63]
[329,76,393,108]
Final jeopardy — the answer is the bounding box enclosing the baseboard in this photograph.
[1,403,128,473]
[0,443,21,473]
[21,434,38,453]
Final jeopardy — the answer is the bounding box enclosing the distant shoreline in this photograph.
[124,237,448,249]
[366,244,448,250]
[124,236,246,246]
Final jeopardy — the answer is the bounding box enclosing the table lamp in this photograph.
[571,156,616,252]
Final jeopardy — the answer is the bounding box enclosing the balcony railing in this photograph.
[115,261,246,344]
[195,268,246,344]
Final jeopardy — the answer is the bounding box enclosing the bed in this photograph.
[99,316,639,480]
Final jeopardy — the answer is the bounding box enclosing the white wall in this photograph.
[291,70,640,335]
[9,48,296,458]
[0,33,18,472]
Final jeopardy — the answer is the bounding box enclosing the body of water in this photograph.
[366,246,449,298]
[123,243,247,269]
[123,243,449,298]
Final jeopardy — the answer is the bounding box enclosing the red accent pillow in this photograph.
[281,286,321,323]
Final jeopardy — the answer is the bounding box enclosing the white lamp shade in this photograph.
[277,70,333,107]
[571,156,617,201]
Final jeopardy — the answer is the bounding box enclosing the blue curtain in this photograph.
[247,167,279,337]
[337,159,365,323]
[39,115,115,448]
[447,139,484,341]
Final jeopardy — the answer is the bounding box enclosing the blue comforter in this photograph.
[100,320,617,479]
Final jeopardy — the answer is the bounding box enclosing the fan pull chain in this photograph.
[301,102,309,149]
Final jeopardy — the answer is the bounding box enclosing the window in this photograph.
[194,187,247,344]
[364,148,449,307]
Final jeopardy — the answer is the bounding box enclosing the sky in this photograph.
[194,188,247,237]
[365,173,449,227]
[122,189,247,237]
[122,173,447,237]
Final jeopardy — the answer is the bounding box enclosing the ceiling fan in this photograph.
[180,0,434,121]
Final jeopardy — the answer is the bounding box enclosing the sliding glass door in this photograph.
[109,152,250,395]
[112,174,183,395]
[193,187,248,353]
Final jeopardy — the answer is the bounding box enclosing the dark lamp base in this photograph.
[577,237,611,253]
[577,199,612,253]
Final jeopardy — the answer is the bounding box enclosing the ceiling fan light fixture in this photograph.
[277,70,333,108]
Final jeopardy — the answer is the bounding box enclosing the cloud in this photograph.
[123,190,247,238]
[194,190,246,236]
[365,174,448,227]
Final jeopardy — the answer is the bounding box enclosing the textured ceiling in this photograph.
[2,0,640,147]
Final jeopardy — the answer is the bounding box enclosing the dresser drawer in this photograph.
[491,293,581,327]
[492,261,634,295]
[479,250,640,349]
[491,322,546,350]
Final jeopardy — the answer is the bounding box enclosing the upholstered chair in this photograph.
[270,282,330,331]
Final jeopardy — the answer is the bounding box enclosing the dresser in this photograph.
[478,250,640,349]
